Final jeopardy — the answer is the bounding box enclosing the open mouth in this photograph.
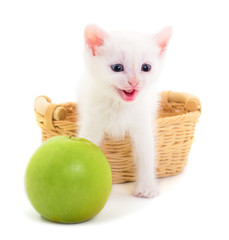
[117,89,139,102]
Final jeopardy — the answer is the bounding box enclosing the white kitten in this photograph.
[77,25,172,198]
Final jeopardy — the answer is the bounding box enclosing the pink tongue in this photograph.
[119,89,138,101]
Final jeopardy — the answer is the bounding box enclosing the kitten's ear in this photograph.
[84,24,108,56]
[154,26,173,55]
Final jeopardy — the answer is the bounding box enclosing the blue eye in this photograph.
[111,64,124,72]
[141,63,151,72]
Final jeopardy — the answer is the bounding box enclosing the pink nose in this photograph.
[128,75,139,88]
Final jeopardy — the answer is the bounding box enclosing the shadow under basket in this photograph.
[34,91,201,184]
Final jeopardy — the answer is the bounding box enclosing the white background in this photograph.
[0,0,229,239]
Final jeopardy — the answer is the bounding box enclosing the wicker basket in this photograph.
[34,91,201,184]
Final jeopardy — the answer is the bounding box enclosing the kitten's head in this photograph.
[84,25,172,102]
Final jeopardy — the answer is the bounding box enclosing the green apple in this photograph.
[25,136,112,223]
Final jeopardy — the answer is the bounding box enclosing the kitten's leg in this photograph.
[77,119,104,147]
[130,124,159,198]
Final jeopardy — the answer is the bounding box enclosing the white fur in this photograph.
[77,26,171,198]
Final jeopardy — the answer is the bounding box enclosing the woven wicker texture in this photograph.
[34,91,201,184]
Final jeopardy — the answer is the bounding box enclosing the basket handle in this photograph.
[162,91,201,112]
[34,91,200,121]
[34,96,67,120]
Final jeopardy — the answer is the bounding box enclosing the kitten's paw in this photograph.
[134,181,159,198]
